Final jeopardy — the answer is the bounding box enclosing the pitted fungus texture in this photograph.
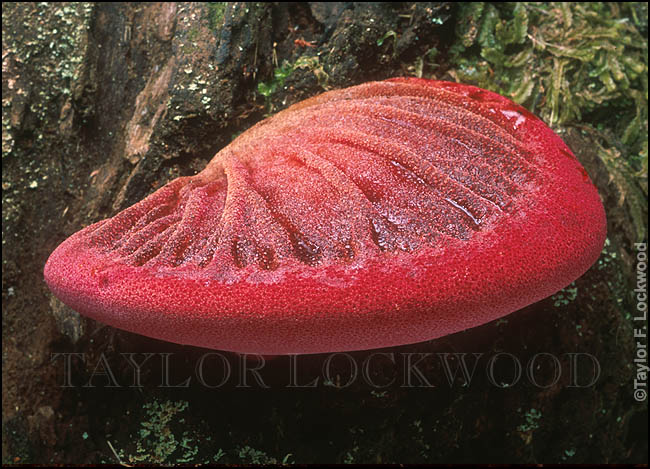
[44,78,607,354]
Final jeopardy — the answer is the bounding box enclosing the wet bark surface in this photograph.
[2,2,647,464]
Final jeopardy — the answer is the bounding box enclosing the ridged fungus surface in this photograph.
[44,78,607,354]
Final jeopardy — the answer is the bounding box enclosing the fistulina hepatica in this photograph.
[44,78,607,354]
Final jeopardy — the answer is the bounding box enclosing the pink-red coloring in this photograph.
[44,78,607,354]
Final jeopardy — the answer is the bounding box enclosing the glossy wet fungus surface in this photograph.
[44,78,607,354]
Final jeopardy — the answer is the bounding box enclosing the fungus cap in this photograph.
[44,78,607,354]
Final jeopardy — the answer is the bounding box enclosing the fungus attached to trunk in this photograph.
[44,78,607,354]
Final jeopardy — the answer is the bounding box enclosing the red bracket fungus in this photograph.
[44,78,607,354]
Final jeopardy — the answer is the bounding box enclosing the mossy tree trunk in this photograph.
[2,2,646,464]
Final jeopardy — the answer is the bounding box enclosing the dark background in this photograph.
[2,2,648,464]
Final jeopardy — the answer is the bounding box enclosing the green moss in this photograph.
[595,140,648,242]
[562,447,577,460]
[107,398,298,465]
[207,2,227,30]
[120,399,199,465]
[237,446,277,464]
[517,408,542,432]
[451,3,647,127]
[257,56,329,111]
[257,61,295,99]
[235,446,293,465]
[186,27,199,42]
[377,30,398,57]
[450,2,648,241]
[552,282,578,307]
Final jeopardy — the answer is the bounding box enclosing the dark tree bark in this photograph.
[2,2,646,464]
